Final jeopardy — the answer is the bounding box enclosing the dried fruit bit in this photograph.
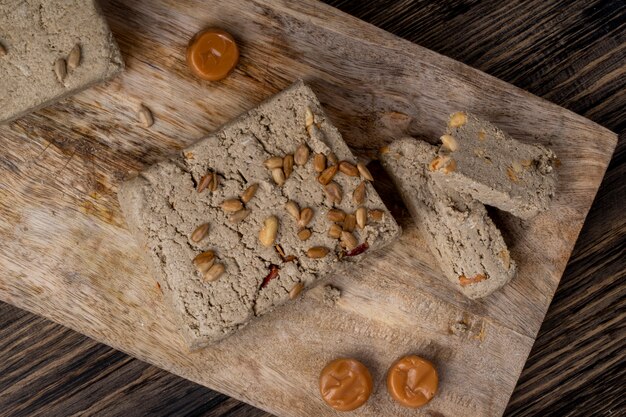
[294,143,310,166]
[356,207,367,229]
[324,182,342,205]
[191,223,210,242]
[297,228,312,241]
[327,209,346,222]
[264,156,284,169]
[458,274,487,287]
[343,214,356,232]
[314,153,327,172]
[448,112,467,128]
[440,134,458,152]
[204,263,225,282]
[357,163,374,181]
[54,58,67,83]
[283,154,294,178]
[67,44,81,70]
[271,167,286,186]
[340,231,358,250]
[369,209,384,222]
[307,246,330,259]
[241,183,259,204]
[193,250,215,273]
[260,264,280,288]
[285,200,300,220]
[221,198,243,212]
[328,224,343,239]
[338,161,359,177]
[259,216,279,247]
[197,172,213,193]
[229,209,250,223]
[353,181,366,205]
[318,164,338,185]
[137,104,154,127]
[298,207,314,228]
[289,282,304,299]
[345,242,369,257]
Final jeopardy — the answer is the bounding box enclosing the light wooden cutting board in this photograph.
[0,0,618,416]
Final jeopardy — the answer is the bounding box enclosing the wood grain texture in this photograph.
[0,0,624,415]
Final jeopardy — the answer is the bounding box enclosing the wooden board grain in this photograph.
[0,0,618,416]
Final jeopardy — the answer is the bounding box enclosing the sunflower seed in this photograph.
[298,207,314,228]
[191,223,210,242]
[338,161,359,176]
[313,153,326,172]
[259,216,279,247]
[297,228,312,241]
[324,182,342,204]
[264,156,283,169]
[343,214,356,232]
[275,244,286,258]
[204,263,225,282]
[357,163,373,181]
[305,106,315,128]
[193,250,215,273]
[353,181,366,205]
[197,173,213,193]
[328,224,343,239]
[137,104,154,127]
[221,199,243,212]
[283,154,294,179]
[449,112,467,128]
[369,209,384,222]
[318,164,338,185]
[440,134,459,152]
[67,44,81,70]
[356,207,367,229]
[229,209,250,223]
[271,167,286,186]
[327,152,338,165]
[307,246,329,259]
[54,58,67,83]
[327,209,346,222]
[289,282,304,299]
[340,231,358,250]
[210,171,218,191]
[241,183,259,204]
[285,200,300,221]
[294,143,309,166]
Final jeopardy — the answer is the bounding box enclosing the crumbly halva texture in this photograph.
[380,138,516,299]
[0,0,124,124]
[118,81,400,349]
[430,112,557,219]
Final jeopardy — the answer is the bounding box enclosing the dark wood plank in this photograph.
[0,0,624,416]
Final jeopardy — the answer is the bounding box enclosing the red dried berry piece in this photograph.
[260,264,280,288]
[346,242,369,257]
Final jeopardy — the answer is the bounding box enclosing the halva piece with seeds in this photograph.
[431,112,557,219]
[118,81,400,348]
[0,0,123,124]
[380,138,516,299]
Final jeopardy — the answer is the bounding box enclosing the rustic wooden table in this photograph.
[1,0,624,416]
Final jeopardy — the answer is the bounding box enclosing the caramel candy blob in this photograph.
[319,358,373,411]
[387,355,438,408]
[186,28,239,81]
